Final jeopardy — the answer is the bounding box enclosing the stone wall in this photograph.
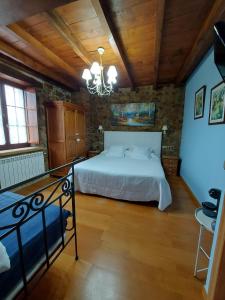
[36,82,72,167]
[36,83,184,169]
[72,84,184,156]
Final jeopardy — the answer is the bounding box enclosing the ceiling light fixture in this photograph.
[82,47,118,96]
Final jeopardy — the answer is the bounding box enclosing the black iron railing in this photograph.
[0,158,84,299]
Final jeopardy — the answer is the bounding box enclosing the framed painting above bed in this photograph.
[111,102,155,126]
[209,81,225,125]
[194,86,206,119]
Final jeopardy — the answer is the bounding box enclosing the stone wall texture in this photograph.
[36,83,184,168]
[36,82,72,167]
[72,84,185,156]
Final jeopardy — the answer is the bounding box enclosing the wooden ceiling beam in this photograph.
[176,0,225,84]
[45,11,92,65]
[0,59,42,87]
[0,37,75,89]
[0,72,31,88]
[153,0,165,89]
[91,0,135,89]
[7,24,80,84]
[0,0,76,26]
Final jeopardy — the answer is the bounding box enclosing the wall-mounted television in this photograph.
[214,21,225,79]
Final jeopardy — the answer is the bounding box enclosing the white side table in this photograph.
[194,208,215,277]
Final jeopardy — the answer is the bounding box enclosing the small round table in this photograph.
[194,208,215,277]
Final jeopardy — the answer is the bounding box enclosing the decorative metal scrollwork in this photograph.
[61,179,71,197]
[0,175,73,231]
[12,202,30,225]
[30,193,45,211]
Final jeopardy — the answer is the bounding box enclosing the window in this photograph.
[5,85,28,144]
[0,84,39,150]
[0,97,5,146]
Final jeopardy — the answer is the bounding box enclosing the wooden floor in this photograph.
[17,176,211,300]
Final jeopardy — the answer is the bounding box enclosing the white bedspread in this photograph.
[73,154,172,211]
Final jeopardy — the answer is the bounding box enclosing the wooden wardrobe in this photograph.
[45,101,86,176]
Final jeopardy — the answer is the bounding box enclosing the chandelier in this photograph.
[82,47,118,96]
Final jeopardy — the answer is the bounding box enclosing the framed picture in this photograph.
[194,86,206,119]
[111,102,155,126]
[209,81,225,125]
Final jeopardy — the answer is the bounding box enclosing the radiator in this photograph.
[0,151,45,189]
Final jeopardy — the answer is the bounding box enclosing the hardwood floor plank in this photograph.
[18,176,205,300]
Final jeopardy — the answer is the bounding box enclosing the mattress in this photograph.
[73,153,172,211]
[0,191,70,300]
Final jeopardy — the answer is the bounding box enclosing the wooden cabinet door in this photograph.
[46,106,65,142]
[45,101,86,175]
[64,109,76,161]
[45,104,66,173]
[75,110,86,157]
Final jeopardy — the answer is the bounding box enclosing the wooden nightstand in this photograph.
[162,155,179,176]
[87,150,100,158]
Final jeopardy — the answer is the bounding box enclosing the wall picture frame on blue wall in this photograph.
[194,85,206,119]
[209,81,225,125]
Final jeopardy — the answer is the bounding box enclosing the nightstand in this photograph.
[87,150,100,158]
[162,155,179,176]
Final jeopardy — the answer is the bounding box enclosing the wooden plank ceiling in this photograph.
[0,0,222,90]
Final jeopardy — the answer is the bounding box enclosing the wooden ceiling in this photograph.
[0,0,223,90]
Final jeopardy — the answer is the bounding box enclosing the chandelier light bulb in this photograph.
[108,77,117,85]
[90,62,101,75]
[82,69,92,81]
[107,65,118,78]
[96,77,101,86]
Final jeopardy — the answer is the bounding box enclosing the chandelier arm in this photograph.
[99,50,113,95]
[87,80,113,96]
[87,82,98,95]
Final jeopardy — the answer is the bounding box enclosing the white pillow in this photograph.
[105,145,125,158]
[131,145,152,153]
[0,241,10,273]
[125,146,152,160]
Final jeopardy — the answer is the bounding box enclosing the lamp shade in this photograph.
[90,62,101,75]
[82,69,92,81]
[107,65,117,78]
[108,77,117,85]
[162,125,168,131]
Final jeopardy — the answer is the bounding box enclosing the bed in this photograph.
[0,160,81,300]
[73,131,172,211]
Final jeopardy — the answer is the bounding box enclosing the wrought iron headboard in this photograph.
[0,158,84,299]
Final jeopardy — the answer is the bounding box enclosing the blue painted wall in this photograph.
[180,47,225,292]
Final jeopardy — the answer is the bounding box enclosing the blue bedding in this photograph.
[0,191,71,299]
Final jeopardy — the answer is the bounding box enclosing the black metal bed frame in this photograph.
[0,158,84,299]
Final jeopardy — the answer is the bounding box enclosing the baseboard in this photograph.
[180,176,200,208]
